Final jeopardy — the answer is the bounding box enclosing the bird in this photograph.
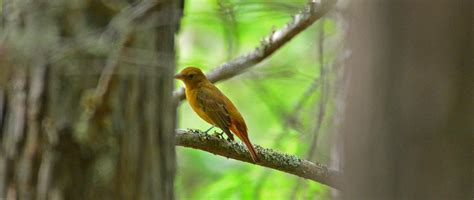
[174,67,259,162]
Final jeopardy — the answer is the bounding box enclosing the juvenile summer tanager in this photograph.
[175,67,259,162]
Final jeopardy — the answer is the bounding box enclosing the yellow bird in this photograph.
[175,67,259,162]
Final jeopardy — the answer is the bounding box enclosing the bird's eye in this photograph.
[188,74,195,79]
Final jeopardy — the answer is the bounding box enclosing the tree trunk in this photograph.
[341,0,472,199]
[0,0,181,199]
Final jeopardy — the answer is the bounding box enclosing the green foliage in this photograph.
[176,0,339,199]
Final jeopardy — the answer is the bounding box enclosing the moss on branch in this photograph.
[175,129,341,189]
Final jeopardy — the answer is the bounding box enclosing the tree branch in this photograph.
[175,129,341,190]
[173,0,337,102]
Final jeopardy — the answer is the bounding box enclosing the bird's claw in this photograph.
[213,131,224,139]
[213,131,235,142]
[204,126,215,134]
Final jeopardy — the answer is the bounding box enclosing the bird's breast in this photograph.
[185,88,215,125]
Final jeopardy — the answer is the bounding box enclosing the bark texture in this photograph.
[341,0,472,199]
[0,0,181,199]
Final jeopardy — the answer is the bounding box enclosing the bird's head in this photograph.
[174,67,208,85]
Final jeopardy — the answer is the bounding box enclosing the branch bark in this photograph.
[175,129,341,190]
[173,0,336,102]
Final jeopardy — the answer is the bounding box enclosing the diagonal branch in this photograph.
[175,129,342,189]
[173,0,337,102]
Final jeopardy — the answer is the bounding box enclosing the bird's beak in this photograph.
[174,73,184,80]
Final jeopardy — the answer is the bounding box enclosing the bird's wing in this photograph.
[196,87,231,129]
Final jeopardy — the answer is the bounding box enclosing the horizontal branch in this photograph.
[173,0,336,102]
[175,129,341,189]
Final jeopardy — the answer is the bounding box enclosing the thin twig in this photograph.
[173,0,337,102]
[252,76,321,198]
[308,16,328,166]
[290,18,329,198]
[245,78,287,120]
[218,0,240,60]
[175,129,341,189]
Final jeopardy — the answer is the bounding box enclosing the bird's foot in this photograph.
[213,131,225,139]
[225,134,235,142]
[204,126,214,134]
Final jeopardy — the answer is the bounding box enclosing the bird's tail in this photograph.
[241,135,259,163]
[230,124,259,163]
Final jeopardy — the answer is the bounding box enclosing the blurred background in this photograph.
[175,0,342,199]
[0,0,343,199]
[1,0,470,199]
